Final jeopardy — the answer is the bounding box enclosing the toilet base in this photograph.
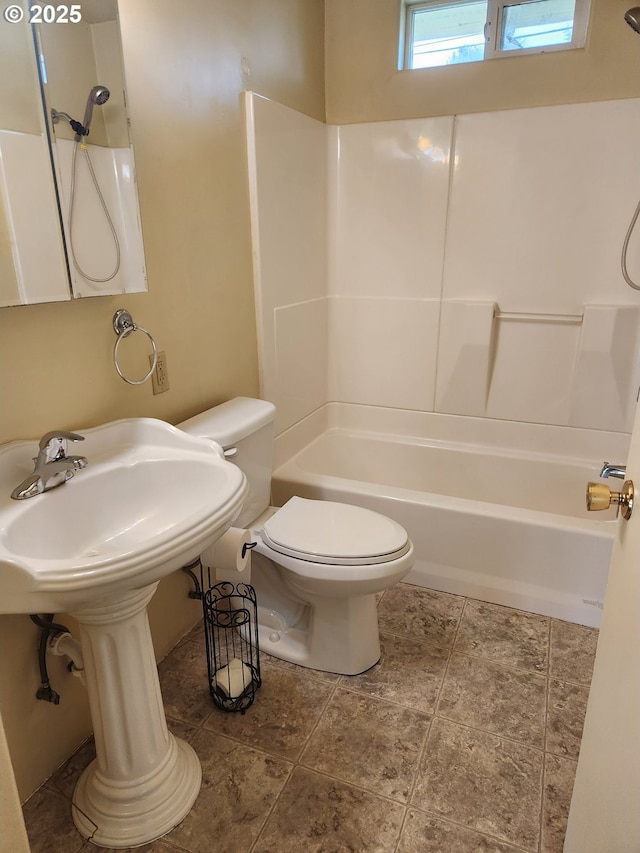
[258,592,381,675]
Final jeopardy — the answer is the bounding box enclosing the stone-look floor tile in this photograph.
[546,679,589,760]
[437,652,547,747]
[454,599,549,673]
[157,637,215,726]
[261,650,341,683]
[341,632,449,713]
[550,620,598,686]
[166,715,199,744]
[169,728,291,853]
[412,718,543,851]
[378,583,465,647]
[201,659,334,761]
[397,810,526,853]
[45,737,95,799]
[542,753,578,853]
[300,688,430,802]
[78,840,180,852]
[23,787,85,853]
[252,766,405,853]
[24,587,597,853]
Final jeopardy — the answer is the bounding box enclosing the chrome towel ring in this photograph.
[112,309,158,385]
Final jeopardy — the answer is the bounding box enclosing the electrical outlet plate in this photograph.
[150,351,170,394]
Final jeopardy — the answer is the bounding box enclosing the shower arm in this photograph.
[51,109,89,138]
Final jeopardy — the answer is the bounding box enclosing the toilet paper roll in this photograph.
[201,527,252,583]
[215,658,252,699]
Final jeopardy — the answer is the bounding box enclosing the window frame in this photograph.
[400,0,591,70]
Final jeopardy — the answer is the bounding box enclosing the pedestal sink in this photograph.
[0,419,248,848]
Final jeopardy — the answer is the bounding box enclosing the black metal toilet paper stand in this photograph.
[202,579,261,713]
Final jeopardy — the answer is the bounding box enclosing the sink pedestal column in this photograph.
[69,583,201,848]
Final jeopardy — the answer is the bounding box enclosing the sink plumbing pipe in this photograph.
[29,614,85,703]
[49,632,85,685]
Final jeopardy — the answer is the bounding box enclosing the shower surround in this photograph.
[245,92,640,627]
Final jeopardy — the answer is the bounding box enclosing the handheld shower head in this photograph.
[90,85,111,106]
[77,85,111,140]
[625,7,640,34]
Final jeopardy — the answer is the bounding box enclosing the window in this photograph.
[400,0,590,70]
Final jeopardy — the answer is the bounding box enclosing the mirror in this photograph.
[0,0,147,307]
[0,4,70,304]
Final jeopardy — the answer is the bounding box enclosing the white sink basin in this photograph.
[0,418,248,614]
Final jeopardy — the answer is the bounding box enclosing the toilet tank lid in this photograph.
[178,397,276,447]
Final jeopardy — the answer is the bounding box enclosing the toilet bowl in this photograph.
[249,498,414,673]
[179,398,414,675]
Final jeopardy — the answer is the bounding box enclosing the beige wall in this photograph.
[0,0,324,802]
[325,0,640,123]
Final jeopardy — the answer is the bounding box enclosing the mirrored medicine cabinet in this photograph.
[0,0,147,307]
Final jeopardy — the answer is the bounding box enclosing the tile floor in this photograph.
[23,583,598,853]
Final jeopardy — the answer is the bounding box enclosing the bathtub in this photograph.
[271,405,631,629]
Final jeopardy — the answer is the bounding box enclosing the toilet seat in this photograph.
[260,496,411,566]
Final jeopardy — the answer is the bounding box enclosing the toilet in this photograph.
[179,397,414,675]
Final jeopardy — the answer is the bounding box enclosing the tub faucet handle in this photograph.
[599,462,626,480]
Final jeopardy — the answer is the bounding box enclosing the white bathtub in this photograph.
[272,405,631,628]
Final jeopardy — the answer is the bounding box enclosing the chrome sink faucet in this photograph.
[599,462,627,480]
[11,430,87,500]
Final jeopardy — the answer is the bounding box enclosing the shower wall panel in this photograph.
[332,99,640,433]
[245,92,328,435]
[55,140,147,297]
[443,101,640,313]
[248,94,640,435]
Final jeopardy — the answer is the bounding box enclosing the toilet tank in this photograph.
[178,397,276,528]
